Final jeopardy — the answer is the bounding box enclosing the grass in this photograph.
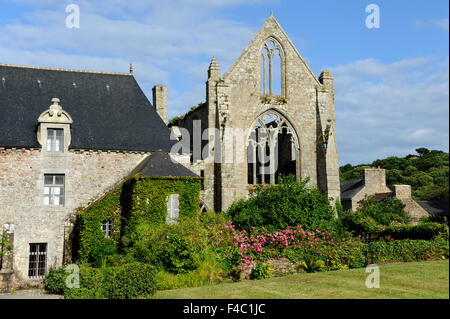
[155,259,449,299]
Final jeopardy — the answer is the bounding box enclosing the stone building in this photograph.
[0,64,195,291]
[171,14,341,212]
[340,167,447,224]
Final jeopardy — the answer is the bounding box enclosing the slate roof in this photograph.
[0,64,175,152]
[416,201,449,217]
[132,152,198,178]
[340,179,364,200]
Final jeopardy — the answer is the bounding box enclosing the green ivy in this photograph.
[76,175,201,266]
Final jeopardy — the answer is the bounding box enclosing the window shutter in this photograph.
[166,194,180,225]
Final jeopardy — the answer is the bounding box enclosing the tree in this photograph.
[339,148,449,201]
[416,147,430,156]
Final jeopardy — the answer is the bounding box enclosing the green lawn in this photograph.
[155,259,449,299]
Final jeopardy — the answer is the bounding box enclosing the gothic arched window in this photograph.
[260,38,284,96]
[247,110,299,185]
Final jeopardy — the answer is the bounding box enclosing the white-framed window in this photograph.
[47,128,64,152]
[166,194,180,225]
[102,220,113,238]
[28,243,47,279]
[44,174,65,206]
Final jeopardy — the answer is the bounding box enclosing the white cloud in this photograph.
[330,57,449,165]
[431,18,449,32]
[414,17,449,32]
[0,0,269,117]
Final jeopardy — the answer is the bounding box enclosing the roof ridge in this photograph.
[0,63,132,76]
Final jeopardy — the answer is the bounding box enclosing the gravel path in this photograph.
[0,289,63,299]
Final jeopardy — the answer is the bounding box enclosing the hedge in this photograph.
[63,262,157,299]
[365,239,449,264]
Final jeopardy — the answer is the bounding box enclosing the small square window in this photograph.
[101,220,113,238]
[44,174,65,206]
[47,128,64,152]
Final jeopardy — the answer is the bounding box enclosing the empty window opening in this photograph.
[260,39,283,96]
[200,170,205,190]
[248,111,297,185]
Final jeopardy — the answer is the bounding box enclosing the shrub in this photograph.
[300,255,325,273]
[64,267,103,299]
[227,175,336,232]
[45,266,68,295]
[341,209,446,240]
[357,195,409,225]
[0,234,12,259]
[64,263,157,299]
[128,218,207,274]
[250,263,274,280]
[102,263,157,299]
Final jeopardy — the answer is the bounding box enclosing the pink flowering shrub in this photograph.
[207,220,367,272]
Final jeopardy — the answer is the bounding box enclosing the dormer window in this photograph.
[37,98,73,154]
[47,128,64,152]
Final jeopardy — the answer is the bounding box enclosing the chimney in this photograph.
[393,185,411,200]
[152,85,167,124]
[363,168,387,193]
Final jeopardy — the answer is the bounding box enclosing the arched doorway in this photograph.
[247,109,299,185]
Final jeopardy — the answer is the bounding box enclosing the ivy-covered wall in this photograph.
[74,175,201,265]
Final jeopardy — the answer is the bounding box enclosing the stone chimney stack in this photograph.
[152,85,167,124]
[363,168,390,194]
[393,185,412,200]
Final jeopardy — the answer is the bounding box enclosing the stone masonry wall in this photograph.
[0,148,147,288]
[215,16,340,210]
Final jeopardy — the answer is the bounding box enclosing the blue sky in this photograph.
[0,0,448,165]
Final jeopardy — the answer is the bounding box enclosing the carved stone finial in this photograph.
[50,98,63,116]
[270,10,273,17]
[209,56,220,70]
[38,97,72,124]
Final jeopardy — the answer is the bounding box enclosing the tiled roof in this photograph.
[133,152,198,178]
[340,178,364,200]
[416,201,449,216]
[0,64,175,152]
